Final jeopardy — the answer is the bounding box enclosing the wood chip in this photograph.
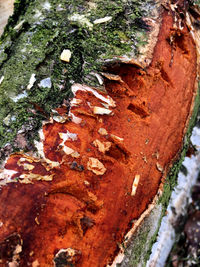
[110,134,124,143]
[131,175,140,196]
[23,163,35,171]
[32,260,40,267]
[93,106,112,115]
[87,157,106,175]
[93,139,111,153]
[35,217,40,225]
[27,73,36,90]
[19,173,53,184]
[63,146,80,158]
[60,49,72,62]
[156,162,164,172]
[98,128,108,136]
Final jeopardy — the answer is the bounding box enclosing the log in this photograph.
[0,0,199,266]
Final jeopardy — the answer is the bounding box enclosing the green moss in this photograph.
[0,0,199,264]
[118,205,162,267]
[143,83,200,265]
[120,84,200,267]
[129,230,149,266]
[0,0,153,155]
[160,84,200,210]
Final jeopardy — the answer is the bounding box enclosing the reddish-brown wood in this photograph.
[0,8,198,267]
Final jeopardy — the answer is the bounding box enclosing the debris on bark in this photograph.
[0,0,200,266]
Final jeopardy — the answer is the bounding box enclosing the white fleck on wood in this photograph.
[131,175,140,196]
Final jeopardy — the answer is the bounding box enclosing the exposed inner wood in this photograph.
[0,9,198,267]
[0,0,14,36]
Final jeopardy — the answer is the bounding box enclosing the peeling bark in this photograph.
[0,1,200,267]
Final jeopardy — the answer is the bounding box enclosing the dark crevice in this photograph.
[0,233,22,263]
[127,103,149,118]
[160,67,173,86]
[80,216,95,235]
[106,143,130,162]
[174,33,189,54]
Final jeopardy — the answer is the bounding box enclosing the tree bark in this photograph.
[0,1,199,266]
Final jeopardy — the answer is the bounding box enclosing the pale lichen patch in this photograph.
[68,13,93,30]
[0,76,4,85]
[3,114,11,126]
[10,91,28,103]
[93,16,112,24]
[38,77,52,89]
[42,1,51,10]
[33,10,42,19]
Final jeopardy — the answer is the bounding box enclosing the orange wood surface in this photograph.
[0,8,198,267]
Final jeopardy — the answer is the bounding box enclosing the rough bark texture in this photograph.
[0,1,199,267]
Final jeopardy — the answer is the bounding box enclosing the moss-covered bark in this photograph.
[0,0,153,159]
[117,83,200,267]
[0,1,200,266]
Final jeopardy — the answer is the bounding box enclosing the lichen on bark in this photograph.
[0,1,199,266]
[0,0,153,158]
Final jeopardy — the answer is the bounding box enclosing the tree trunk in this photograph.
[0,1,199,266]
